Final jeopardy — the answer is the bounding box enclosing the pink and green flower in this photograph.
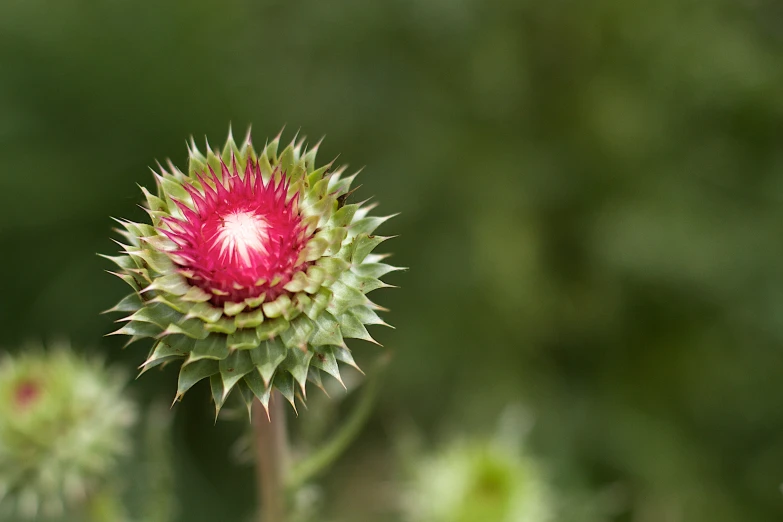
[105,129,400,416]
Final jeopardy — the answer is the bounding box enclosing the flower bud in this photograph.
[0,344,136,519]
[106,129,400,416]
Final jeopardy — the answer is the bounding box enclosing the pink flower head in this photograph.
[160,159,310,306]
[107,130,401,412]
[13,379,40,409]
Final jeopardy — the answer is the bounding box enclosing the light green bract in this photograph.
[0,344,136,519]
[106,129,399,417]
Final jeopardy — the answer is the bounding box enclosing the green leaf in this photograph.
[351,234,391,264]
[125,303,179,332]
[106,293,143,313]
[330,203,360,228]
[349,215,396,236]
[328,171,358,196]
[109,321,161,339]
[333,345,362,373]
[244,293,267,308]
[138,355,181,376]
[188,334,230,362]
[145,273,190,296]
[188,152,208,179]
[283,348,314,395]
[159,173,188,198]
[164,319,209,340]
[144,336,192,363]
[303,143,320,173]
[307,368,327,395]
[224,301,246,317]
[258,152,274,179]
[304,266,327,291]
[274,372,297,411]
[221,129,240,164]
[278,144,296,177]
[312,227,348,255]
[265,135,280,162]
[312,346,343,385]
[243,371,272,413]
[280,316,315,349]
[310,313,343,346]
[235,308,265,329]
[108,271,141,291]
[150,294,189,314]
[101,254,137,271]
[204,317,238,334]
[141,186,168,212]
[262,294,293,319]
[220,350,254,399]
[210,374,226,419]
[282,271,310,293]
[255,317,289,340]
[121,220,156,239]
[176,360,218,400]
[348,305,390,327]
[228,329,261,350]
[239,138,258,170]
[338,312,378,344]
[142,235,178,254]
[310,176,331,200]
[133,248,176,275]
[351,262,404,279]
[249,339,287,386]
[339,272,387,294]
[301,288,331,321]
[139,339,189,374]
[301,236,330,262]
[315,257,351,280]
[182,286,212,303]
[186,302,223,323]
[236,381,255,419]
[326,280,368,316]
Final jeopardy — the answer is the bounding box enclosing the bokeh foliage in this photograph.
[1,0,783,521]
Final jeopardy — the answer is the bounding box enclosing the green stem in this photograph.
[253,392,289,522]
[287,370,382,490]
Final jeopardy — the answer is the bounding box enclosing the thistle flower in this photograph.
[0,344,136,519]
[403,439,551,522]
[106,129,400,415]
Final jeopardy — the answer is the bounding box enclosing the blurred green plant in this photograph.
[0,343,136,521]
[1,0,783,520]
[401,410,551,522]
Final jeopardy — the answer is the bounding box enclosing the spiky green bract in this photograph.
[403,440,551,522]
[106,129,400,417]
[0,344,136,519]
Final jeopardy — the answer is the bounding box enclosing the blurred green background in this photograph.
[2,0,783,520]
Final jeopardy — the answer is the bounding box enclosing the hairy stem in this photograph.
[253,392,289,522]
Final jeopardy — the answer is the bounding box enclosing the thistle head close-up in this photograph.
[105,129,400,416]
[0,343,136,520]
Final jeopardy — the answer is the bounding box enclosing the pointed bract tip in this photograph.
[170,394,182,409]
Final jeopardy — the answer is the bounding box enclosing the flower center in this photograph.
[211,211,270,267]
[160,162,311,306]
[13,379,40,409]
